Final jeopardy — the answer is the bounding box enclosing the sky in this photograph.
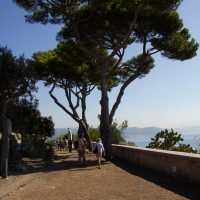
[1,1,200,129]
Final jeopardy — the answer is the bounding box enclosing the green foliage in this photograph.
[111,119,127,144]
[146,129,182,150]
[175,144,197,153]
[6,98,39,133]
[13,0,198,160]
[5,98,55,138]
[118,119,128,130]
[118,141,136,146]
[110,121,125,144]
[120,55,155,81]
[126,141,136,146]
[88,127,100,142]
[26,134,46,157]
[0,45,37,99]
[37,116,55,138]
[62,134,68,140]
[72,133,78,141]
[146,129,198,153]
[0,45,38,173]
[88,119,128,144]
[25,135,56,160]
[30,41,118,91]
[43,141,56,161]
[6,97,55,159]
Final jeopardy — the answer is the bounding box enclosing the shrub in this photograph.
[146,129,198,153]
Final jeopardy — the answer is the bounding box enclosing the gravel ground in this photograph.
[0,150,199,200]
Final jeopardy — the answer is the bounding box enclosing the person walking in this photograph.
[94,138,105,169]
[78,134,86,165]
[68,138,72,153]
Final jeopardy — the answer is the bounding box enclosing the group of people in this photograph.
[55,138,73,153]
[50,133,105,169]
[77,134,105,169]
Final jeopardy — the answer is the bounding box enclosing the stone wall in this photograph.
[112,144,200,183]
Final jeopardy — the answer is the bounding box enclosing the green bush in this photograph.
[88,119,129,145]
[43,141,56,161]
[24,135,46,157]
[146,129,198,153]
[88,127,100,141]
[110,120,127,144]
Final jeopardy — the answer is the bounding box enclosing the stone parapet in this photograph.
[112,144,200,183]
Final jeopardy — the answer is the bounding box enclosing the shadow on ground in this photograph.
[8,151,99,176]
[7,151,200,200]
[112,158,200,200]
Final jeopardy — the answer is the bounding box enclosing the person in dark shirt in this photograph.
[68,138,72,153]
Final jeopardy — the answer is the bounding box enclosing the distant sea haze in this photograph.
[55,126,200,135]
[125,132,200,150]
[123,126,200,150]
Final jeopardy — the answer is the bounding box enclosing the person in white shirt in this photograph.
[78,134,86,165]
[94,138,105,169]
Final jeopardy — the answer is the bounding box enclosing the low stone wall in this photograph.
[112,144,200,183]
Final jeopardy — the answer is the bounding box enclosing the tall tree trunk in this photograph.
[81,86,89,131]
[100,62,112,161]
[0,96,9,175]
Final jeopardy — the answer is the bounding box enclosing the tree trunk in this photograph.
[100,62,112,161]
[81,85,89,131]
[77,120,93,151]
[0,96,9,175]
[49,83,92,150]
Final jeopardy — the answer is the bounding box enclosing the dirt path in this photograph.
[0,150,199,200]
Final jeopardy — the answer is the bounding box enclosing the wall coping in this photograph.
[112,144,200,161]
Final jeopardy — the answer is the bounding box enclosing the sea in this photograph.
[54,128,200,150]
[124,132,200,150]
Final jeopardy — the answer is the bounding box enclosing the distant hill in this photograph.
[123,127,162,138]
[54,126,200,138]
[173,126,200,133]
[54,128,78,136]
[123,126,200,138]
[54,127,162,136]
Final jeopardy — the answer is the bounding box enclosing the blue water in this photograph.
[124,132,200,150]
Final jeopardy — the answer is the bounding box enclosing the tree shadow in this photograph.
[7,151,100,176]
[111,158,200,200]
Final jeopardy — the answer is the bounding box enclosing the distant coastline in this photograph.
[53,126,200,149]
[54,127,78,136]
[54,126,200,137]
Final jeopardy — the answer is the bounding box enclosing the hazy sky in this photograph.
[1,1,200,129]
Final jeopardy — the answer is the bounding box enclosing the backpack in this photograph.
[93,144,98,153]
[74,140,78,149]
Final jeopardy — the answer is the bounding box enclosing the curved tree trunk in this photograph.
[49,82,93,151]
